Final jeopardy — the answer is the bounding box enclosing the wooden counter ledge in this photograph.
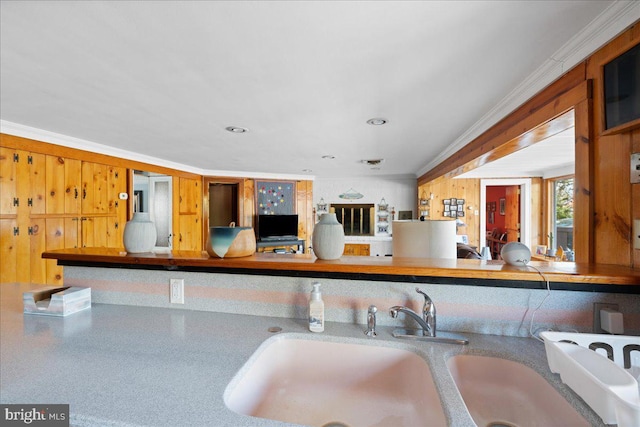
[43,248,640,293]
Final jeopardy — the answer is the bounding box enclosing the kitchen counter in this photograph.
[1,283,604,427]
[43,248,640,291]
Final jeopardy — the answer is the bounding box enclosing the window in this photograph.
[332,204,374,236]
[551,177,574,255]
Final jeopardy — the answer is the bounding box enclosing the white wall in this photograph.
[314,175,417,234]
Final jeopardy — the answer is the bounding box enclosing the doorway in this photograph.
[133,171,173,252]
[209,183,239,227]
[480,178,532,254]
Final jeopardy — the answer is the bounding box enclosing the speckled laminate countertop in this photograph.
[0,284,603,427]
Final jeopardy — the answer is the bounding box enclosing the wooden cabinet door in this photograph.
[108,166,126,215]
[82,216,109,248]
[176,215,201,251]
[65,158,81,214]
[0,219,17,283]
[46,156,67,214]
[179,177,200,214]
[107,166,126,248]
[81,162,108,214]
[29,152,47,214]
[29,219,47,284]
[0,147,17,215]
[45,155,81,214]
[45,218,66,284]
[64,218,80,248]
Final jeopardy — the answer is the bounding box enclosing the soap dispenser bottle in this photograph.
[309,282,325,332]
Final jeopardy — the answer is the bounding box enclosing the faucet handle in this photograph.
[415,287,429,299]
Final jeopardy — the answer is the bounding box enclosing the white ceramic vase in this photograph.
[123,212,157,253]
[312,213,345,260]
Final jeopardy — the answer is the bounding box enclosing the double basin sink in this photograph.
[224,334,590,427]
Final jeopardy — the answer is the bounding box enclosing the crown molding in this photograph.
[417,1,640,179]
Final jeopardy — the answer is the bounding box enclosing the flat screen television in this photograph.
[603,43,640,132]
[258,214,298,240]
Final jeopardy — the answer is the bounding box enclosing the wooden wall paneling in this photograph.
[529,177,543,247]
[0,146,17,215]
[574,98,594,263]
[29,152,46,214]
[0,219,17,283]
[45,218,65,284]
[586,25,639,266]
[593,132,632,266]
[65,158,81,214]
[417,177,481,247]
[46,156,66,214]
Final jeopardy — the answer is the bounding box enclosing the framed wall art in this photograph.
[443,197,465,218]
[256,181,296,215]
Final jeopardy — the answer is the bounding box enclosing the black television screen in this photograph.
[603,43,640,131]
[258,215,298,239]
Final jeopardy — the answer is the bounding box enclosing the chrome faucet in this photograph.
[365,305,377,337]
[389,287,436,337]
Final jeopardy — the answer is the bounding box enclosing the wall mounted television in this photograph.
[603,42,640,133]
[258,214,298,240]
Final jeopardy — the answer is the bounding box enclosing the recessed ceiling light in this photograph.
[366,118,387,125]
[225,126,248,133]
[302,169,313,173]
[322,155,335,159]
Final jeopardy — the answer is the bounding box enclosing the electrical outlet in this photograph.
[170,279,184,304]
[593,302,618,333]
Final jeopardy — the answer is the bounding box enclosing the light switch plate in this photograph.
[632,153,640,184]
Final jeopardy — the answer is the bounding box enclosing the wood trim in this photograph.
[0,133,201,180]
[586,22,639,267]
[202,177,249,245]
[601,117,640,136]
[573,98,594,263]
[418,64,587,185]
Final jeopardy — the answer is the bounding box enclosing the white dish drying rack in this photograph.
[540,331,640,427]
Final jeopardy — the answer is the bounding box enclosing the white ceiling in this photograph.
[457,127,575,179]
[1,1,638,179]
